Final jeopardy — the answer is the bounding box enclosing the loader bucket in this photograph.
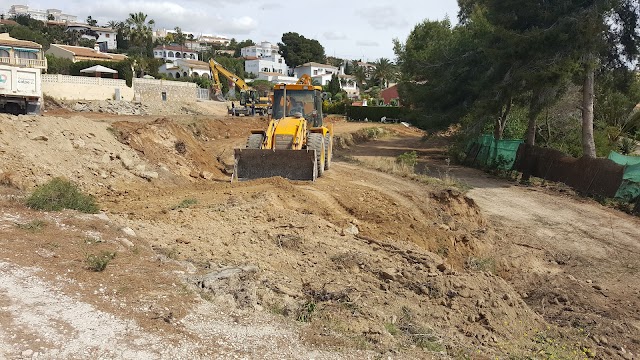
[233,149,318,181]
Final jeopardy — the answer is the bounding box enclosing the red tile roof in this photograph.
[0,33,41,49]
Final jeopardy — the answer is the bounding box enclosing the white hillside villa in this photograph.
[153,45,198,62]
[294,62,339,79]
[241,41,279,58]
[158,59,211,79]
[65,23,117,51]
[244,53,289,77]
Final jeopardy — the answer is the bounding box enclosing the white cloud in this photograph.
[358,6,409,30]
[324,31,347,40]
[356,40,379,47]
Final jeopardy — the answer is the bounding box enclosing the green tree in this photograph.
[278,32,326,68]
[372,58,396,89]
[323,74,341,96]
[125,12,155,54]
[352,65,367,91]
[86,16,97,27]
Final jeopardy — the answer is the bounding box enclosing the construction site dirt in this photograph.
[0,101,638,359]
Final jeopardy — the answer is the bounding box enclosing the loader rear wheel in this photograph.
[308,133,325,177]
[324,133,332,170]
[246,134,264,149]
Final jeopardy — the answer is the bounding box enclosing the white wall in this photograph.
[41,74,134,101]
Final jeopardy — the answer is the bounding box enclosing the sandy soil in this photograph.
[0,111,638,359]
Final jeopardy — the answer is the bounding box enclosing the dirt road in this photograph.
[1,112,638,359]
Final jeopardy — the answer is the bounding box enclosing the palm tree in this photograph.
[353,65,367,90]
[373,58,396,89]
[125,12,155,49]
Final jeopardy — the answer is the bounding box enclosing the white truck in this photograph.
[0,65,42,115]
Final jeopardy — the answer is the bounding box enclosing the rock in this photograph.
[94,213,110,221]
[176,237,191,244]
[135,164,146,172]
[341,224,359,236]
[592,284,603,291]
[189,170,200,178]
[200,171,214,180]
[121,227,136,237]
[136,171,158,180]
[71,139,86,148]
[120,154,135,170]
[118,237,134,247]
[438,224,451,231]
[437,263,449,272]
[101,153,111,164]
[380,268,397,281]
[22,349,33,357]
[30,135,48,141]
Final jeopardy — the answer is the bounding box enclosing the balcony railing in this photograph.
[0,57,48,69]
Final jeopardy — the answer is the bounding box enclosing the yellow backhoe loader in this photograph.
[233,74,333,181]
[208,59,271,116]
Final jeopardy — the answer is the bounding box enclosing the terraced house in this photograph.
[0,33,47,70]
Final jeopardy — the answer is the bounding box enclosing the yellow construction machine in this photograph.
[208,59,271,115]
[233,74,333,181]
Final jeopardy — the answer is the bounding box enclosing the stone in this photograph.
[121,227,136,237]
[118,237,134,247]
[437,263,449,272]
[380,268,397,281]
[71,139,86,148]
[30,135,48,141]
[136,171,158,180]
[22,349,33,357]
[341,224,359,236]
[120,154,135,170]
[94,212,110,221]
[201,171,214,180]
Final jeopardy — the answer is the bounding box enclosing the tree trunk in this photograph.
[525,107,537,146]
[582,64,597,158]
[494,99,512,141]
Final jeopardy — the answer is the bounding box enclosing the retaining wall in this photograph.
[42,74,134,101]
[132,78,198,103]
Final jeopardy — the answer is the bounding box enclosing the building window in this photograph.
[106,33,110,38]
[176,72,180,78]
[0,49,8,58]
[313,70,318,75]
[168,73,174,78]
[278,58,282,63]
[168,51,174,57]
[183,71,188,77]
[182,53,187,58]
[190,54,195,59]
[163,51,166,57]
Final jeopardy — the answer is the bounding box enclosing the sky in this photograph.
[8,0,460,61]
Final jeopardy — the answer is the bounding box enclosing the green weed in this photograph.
[26,178,99,213]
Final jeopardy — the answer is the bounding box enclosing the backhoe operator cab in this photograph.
[272,88,324,127]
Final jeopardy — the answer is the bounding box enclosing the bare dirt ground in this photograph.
[0,104,638,359]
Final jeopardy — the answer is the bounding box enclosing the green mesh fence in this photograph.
[608,151,640,201]
[466,135,523,170]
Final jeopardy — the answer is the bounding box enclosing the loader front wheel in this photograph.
[246,134,264,149]
[308,133,325,177]
[324,133,332,170]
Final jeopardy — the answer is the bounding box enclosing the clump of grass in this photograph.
[398,306,444,351]
[171,198,198,210]
[86,251,116,272]
[384,322,399,335]
[396,151,418,167]
[297,301,317,322]
[26,178,99,213]
[15,219,47,232]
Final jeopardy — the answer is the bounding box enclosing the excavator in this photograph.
[208,59,271,116]
[233,74,333,181]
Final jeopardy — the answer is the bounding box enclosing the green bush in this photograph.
[26,178,99,213]
[86,251,116,272]
[397,151,418,167]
